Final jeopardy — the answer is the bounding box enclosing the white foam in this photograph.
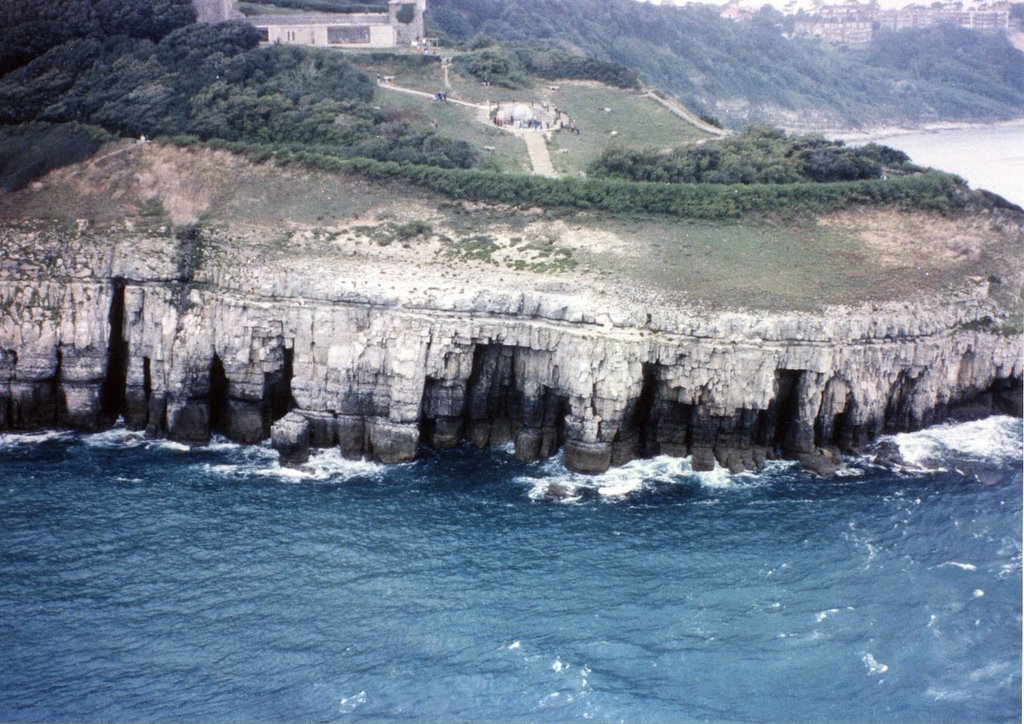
[972,589,985,598]
[0,430,75,448]
[516,452,784,502]
[939,561,978,571]
[834,464,864,477]
[302,447,390,481]
[815,608,840,623]
[83,427,147,449]
[206,446,389,484]
[338,690,366,713]
[862,653,889,675]
[206,435,247,452]
[886,416,1022,471]
[147,439,192,452]
[551,657,565,673]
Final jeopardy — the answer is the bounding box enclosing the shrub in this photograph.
[395,3,417,24]
[395,220,433,238]
[453,49,531,88]
[587,127,920,185]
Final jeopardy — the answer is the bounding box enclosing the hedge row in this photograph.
[192,138,966,219]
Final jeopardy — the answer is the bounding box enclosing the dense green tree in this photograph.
[0,21,476,168]
[0,0,195,75]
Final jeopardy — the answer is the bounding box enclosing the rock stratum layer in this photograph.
[1,144,1021,474]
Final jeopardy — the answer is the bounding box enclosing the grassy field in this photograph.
[4,141,1019,313]
[374,87,531,173]
[584,217,866,309]
[350,52,715,178]
[543,85,712,175]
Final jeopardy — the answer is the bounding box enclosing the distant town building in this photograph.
[793,18,874,42]
[789,0,1009,43]
[719,0,756,20]
[193,0,427,49]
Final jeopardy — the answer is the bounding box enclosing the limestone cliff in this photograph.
[1,144,1021,474]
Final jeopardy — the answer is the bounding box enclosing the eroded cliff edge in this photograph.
[1,144,1021,474]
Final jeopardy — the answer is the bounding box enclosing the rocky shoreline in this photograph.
[1,272,1019,477]
[1,145,1020,477]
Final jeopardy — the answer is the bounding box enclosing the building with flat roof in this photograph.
[194,0,427,49]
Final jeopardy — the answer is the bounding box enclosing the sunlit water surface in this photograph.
[0,417,1020,722]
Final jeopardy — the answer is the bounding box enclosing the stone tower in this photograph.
[389,0,426,45]
[193,0,239,23]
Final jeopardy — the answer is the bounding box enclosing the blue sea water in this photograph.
[0,417,1020,722]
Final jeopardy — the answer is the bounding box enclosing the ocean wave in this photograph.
[146,439,192,452]
[201,445,389,484]
[0,430,76,448]
[515,453,794,503]
[83,426,148,449]
[884,416,1022,473]
[862,653,889,675]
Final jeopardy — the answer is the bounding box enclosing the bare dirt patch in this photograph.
[818,208,1008,266]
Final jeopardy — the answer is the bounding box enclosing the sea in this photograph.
[1,124,1023,722]
[845,121,1024,208]
[0,417,1020,722]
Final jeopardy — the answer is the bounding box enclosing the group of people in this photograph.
[492,115,547,130]
[489,106,581,134]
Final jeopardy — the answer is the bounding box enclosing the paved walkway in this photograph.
[520,131,557,178]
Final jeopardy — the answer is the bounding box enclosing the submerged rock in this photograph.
[872,439,906,469]
[797,447,842,477]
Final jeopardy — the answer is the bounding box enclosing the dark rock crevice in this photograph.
[99,278,128,426]
[208,354,230,437]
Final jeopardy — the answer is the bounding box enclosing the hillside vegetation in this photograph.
[0,20,476,169]
[0,2,1014,222]
[427,0,1024,128]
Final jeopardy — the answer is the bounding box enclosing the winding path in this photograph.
[642,90,730,137]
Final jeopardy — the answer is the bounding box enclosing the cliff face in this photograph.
[1,255,1019,474]
[1,145,1021,474]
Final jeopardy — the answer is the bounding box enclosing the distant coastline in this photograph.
[821,116,1024,144]
[818,118,1024,207]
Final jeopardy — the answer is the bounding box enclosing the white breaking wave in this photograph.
[885,416,1022,472]
[862,653,889,675]
[939,561,978,571]
[146,439,192,452]
[0,430,75,448]
[516,452,795,502]
[83,427,148,449]
[338,690,366,713]
[203,445,389,484]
